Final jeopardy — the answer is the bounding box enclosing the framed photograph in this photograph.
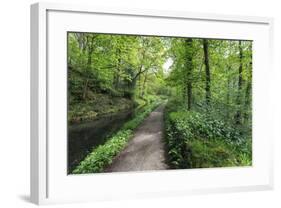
[30,2,274,205]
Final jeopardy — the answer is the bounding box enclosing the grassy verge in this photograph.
[164,100,252,169]
[72,100,162,174]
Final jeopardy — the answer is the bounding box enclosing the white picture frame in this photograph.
[30,2,274,205]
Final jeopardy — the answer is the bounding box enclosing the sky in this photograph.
[163,57,173,75]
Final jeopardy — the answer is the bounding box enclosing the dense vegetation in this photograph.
[68,32,252,173]
[164,38,252,169]
[164,100,251,169]
[68,32,169,173]
[68,32,168,124]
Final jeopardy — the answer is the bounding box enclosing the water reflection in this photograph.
[67,109,133,173]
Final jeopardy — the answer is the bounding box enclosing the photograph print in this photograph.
[67,32,252,174]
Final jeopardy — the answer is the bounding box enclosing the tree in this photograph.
[203,39,211,106]
[235,40,243,125]
[82,34,96,100]
[68,32,252,131]
[185,38,193,110]
[243,43,252,123]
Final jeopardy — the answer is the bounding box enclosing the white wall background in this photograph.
[0,0,280,207]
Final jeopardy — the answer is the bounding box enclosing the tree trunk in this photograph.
[226,68,231,119]
[82,35,95,100]
[244,61,252,122]
[132,64,148,98]
[82,55,91,100]
[203,39,211,106]
[114,48,122,90]
[131,76,137,89]
[185,38,193,110]
[138,73,142,97]
[235,41,243,125]
[82,78,89,100]
[243,81,251,122]
[141,70,148,97]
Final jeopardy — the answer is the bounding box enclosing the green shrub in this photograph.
[72,130,132,174]
[188,138,238,168]
[164,100,252,169]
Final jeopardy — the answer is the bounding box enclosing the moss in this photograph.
[68,93,134,124]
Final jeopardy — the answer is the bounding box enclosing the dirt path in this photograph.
[105,104,168,172]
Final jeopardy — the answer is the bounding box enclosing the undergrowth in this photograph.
[164,99,252,169]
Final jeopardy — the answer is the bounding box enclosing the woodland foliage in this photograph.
[68,32,252,172]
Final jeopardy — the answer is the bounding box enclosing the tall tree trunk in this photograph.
[82,35,95,100]
[203,39,211,106]
[114,48,122,90]
[244,61,252,122]
[82,50,92,100]
[131,76,138,94]
[185,38,193,110]
[235,41,243,125]
[138,73,142,97]
[141,70,148,97]
[82,78,89,100]
[243,81,251,122]
[226,67,231,119]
